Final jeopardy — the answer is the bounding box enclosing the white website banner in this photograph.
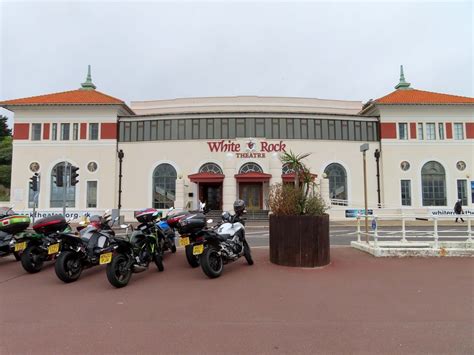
[429,208,474,216]
[15,210,106,221]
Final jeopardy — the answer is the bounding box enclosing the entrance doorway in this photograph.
[239,183,262,210]
[199,183,222,210]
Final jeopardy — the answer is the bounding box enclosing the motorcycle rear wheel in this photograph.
[185,244,200,268]
[243,240,254,265]
[106,253,132,288]
[200,247,223,279]
[55,250,83,283]
[21,244,44,273]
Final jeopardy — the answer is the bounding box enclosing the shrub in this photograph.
[269,150,327,216]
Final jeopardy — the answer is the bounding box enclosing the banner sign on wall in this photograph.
[345,209,373,218]
[429,208,474,216]
[207,139,286,158]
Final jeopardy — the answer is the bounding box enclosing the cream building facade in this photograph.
[2,67,473,220]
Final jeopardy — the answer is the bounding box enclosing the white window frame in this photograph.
[398,122,408,140]
[85,180,99,209]
[426,123,436,140]
[453,123,464,140]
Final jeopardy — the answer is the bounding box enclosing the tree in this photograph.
[0,116,11,138]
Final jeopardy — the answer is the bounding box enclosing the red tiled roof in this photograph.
[376,89,474,104]
[0,89,124,105]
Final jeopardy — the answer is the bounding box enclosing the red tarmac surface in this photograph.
[0,247,473,355]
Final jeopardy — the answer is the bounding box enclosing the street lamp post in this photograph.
[118,150,124,215]
[374,149,381,208]
[360,143,370,242]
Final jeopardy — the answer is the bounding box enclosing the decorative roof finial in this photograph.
[80,65,97,90]
[395,65,411,90]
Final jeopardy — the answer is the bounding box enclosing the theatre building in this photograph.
[1,67,473,219]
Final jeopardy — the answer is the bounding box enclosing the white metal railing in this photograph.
[355,214,473,248]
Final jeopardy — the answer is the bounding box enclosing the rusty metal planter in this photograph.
[269,214,330,267]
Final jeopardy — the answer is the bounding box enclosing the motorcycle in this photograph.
[20,215,72,273]
[105,209,165,288]
[0,207,31,261]
[156,208,189,255]
[180,199,253,279]
[54,212,117,283]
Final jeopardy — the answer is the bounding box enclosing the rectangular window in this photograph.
[279,119,287,139]
[272,119,279,138]
[171,119,178,140]
[137,121,144,141]
[31,123,41,141]
[72,123,79,140]
[221,119,229,139]
[361,121,368,141]
[342,121,349,140]
[60,123,70,140]
[348,120,355,140]
[178,119,186,139]
[426,123,436,140]
[294,118,301,139]
[52,123,57,141]
[335,120,342,140]
[144,121,151,141]
[199,119,206,139]
[354,121,361,141]
[301,119,308,139]
[207,119,214,139]
[454,123,464,140]
[401,180,411,206]
[89,123,99,140]
[246,118,255,137]
[256,118,265,137]
[86,181,98,208]
[265,118,272,138]
[192,119,199,139]
[457,180,468,206]
[185,120,192,140]
[287,119,294,139]
[157,120,164,140]
[164,120,171,140]
[236,118,245,137]
[417,123,424,140]
[315,120,322,139]
[228,118,236,138]
[322,120,329,140]
[367,122,374,141]
[214,118,221,138]
[130,122,137,141]
[119,122,125,142]
[308,119,315,139]
[438,123,445,140]
[328,120,335,140]
[398,123,408,140]
[124,122,131,142]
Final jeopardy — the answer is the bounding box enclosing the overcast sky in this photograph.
[0,0,472,125]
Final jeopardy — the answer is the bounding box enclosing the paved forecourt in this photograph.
[0,247,473,354]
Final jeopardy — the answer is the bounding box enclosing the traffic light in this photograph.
[55,166,64,187]
[70,166,79,186]
[29,173,39,192]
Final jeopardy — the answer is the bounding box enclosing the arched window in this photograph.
[199,162,223,174]
[324,163,347,200]
[239,162,263,174]
[282,163,294,175]
[153,163,177,209]
[422,161,446,206]
[50,161,76,208]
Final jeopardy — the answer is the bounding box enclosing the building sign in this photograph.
[345,209,373,218]
[16,210,105,220]
[429,208,474,216]
[207,139,286,158]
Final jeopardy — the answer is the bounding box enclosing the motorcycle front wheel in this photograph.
[243,240,254,265]
[55,250,83,283]
[21,244,44,273]
[200,247,223,279]
[106,253,132,288]
[185,244,200,268]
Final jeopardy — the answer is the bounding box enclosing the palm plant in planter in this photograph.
[268,151,330,267]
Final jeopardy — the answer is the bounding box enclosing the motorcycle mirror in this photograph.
[207,219,213,224]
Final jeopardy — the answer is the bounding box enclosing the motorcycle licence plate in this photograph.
[99,252,113,265]
[193,244,204,255]
[179,237,190,247]
[14,242,26,252]
[48,243,60,255]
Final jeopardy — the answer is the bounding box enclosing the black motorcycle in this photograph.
[54,214,116,283]
[180,200,253,279]
[106,211,164,288]
[20,215,71,273]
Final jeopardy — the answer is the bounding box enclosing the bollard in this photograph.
[373,217,378,247]
[433,217,439,249]
[401,217,407,243]
[357,215,361,243]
